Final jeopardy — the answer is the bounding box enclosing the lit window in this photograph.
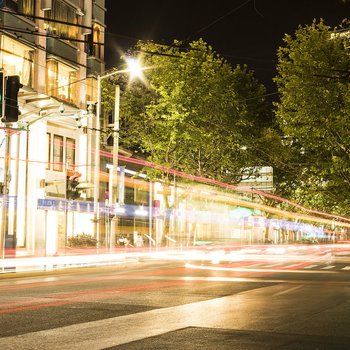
[46,133,51,170]
[86,77,97,103]
[46,59,77,105]
[93,25,102,59]
[66,138,75,170]
[18,0,35,17]
[53,135,64,172]
[134,180,148,205]
[0,35,34,87]
[86,24,104,60]
[44,0,78,41]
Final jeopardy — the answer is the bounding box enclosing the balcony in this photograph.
[93,1,105,24]
[87,56,104,76]
[46,37,78,64]
[0,0,19,12]
[0,8,36,45]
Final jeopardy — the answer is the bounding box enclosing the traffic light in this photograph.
[66,175,82,200]
[3,75,22,123]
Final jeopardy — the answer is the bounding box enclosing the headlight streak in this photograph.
[117,154,350,224]
[1,243,348,273]
[11,140,349,224]
[0,253,139,270]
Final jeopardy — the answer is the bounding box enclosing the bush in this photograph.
[68,233,97,248]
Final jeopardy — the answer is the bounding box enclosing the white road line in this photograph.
[303,264,318,269]
[185,263,338,274]
[273,285,303,296]
[321,265,336,270]
[341,266,350,270]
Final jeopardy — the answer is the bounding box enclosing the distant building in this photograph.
[237,166,274,193]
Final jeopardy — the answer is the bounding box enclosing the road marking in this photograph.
[0,289,266,349]
[1,282,350,350]
[180,276,285,283]
[185,263,338,274]
[303,265,318,269]
[273,285,303,296]
[0,284,300,349]
[341,266,350,270]
[321,265,336,270]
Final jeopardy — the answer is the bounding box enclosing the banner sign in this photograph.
[37,198,94,213]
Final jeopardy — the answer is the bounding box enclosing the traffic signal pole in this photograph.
[0,75,22,260]
[0,130,11,260]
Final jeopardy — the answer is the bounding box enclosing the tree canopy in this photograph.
[274,20,350,215]
[106,39,271,185]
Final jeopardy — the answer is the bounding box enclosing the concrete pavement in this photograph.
[1,282,350,349]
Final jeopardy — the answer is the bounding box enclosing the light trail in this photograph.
[2,139,349,224]
[117,154,350,224]
[1,242,348,273]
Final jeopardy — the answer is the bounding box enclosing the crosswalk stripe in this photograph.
[303,264,318,269]
[321,265,336,270]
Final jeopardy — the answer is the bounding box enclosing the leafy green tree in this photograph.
[102,39,272,242]
[274,20,350,214]
[118,40,270,182]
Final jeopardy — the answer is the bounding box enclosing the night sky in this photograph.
[104,0,349,92]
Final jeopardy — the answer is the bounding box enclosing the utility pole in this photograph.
[93,62,144,248]
[93,75,101,246]
[109,85,120,250]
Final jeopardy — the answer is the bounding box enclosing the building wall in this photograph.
[0,0,106,256]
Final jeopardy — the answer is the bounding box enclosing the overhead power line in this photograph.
[0,8,92,30]
[0,24,104,46]
[184,0,252,42]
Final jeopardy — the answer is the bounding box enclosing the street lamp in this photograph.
[93,59,144,247]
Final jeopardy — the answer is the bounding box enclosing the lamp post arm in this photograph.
[100,68,130,81]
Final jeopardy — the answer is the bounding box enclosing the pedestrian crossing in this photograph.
[200,259,350,273]
[188,261,350,274]
[320,265,336,270]
[247,263,350,271]
[302,264,318,269]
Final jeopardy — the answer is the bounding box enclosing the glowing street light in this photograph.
[126,57,143,80]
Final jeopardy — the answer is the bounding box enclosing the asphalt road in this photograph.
[0,251,350,349]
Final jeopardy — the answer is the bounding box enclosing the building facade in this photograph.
[0,0,106,256]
